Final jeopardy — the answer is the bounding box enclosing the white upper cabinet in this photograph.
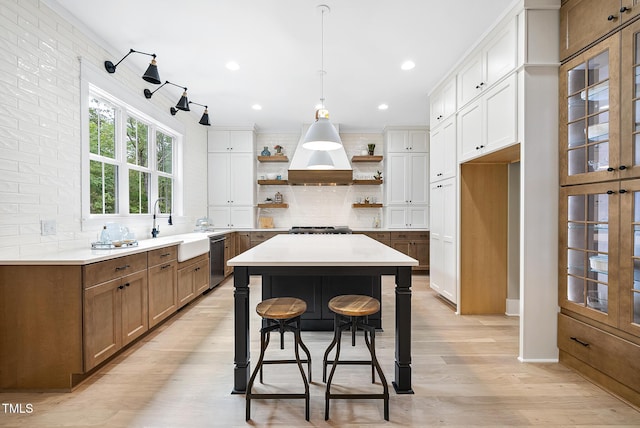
[208,130,254,153]
[430,116,457,182]
[430,77,457,128]
[386,129,429,152]
[458,73,517,162]
[457,17,518,108]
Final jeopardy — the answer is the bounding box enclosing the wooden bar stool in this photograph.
[323,294,389,421]
[246,297,311,421]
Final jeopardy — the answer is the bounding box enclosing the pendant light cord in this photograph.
[320,5,325,110]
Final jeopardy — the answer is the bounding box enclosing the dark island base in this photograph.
[261,274,382,330]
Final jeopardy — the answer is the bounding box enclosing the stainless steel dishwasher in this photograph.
[209,235,225,289]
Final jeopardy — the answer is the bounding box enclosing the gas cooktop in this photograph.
[288,226,352,234]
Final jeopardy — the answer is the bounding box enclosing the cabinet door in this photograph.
[229,153,254,205]
[620,18,640,180]
[208,206,231,228]
[618,179,640,336]
[84,279,121,370]
[193,258,210,294]
[430,182,444,293]
[120,270,148,346]
[441,179,457,303]
[560,182,620,327]
[386,130,408,152]
[207,130,230,152]
[207,153,230,205]
[559,0,622,61]
[148,261,177,328]
[177,265,195,308]
[386,154,409,204]
[386,207,408,228]
[458,99,483,161]
[483,17,517,87]
[430,125,445,182]
[409,238,429,270]
[407,206,429,229]
[236,232,251,254]
[229,130,254,152]
[484,73,517,153]
[409,130,429,152]
[458,53,484,107]
[409,153,428,204]
[560,35,620,185]
[230,206,254,228]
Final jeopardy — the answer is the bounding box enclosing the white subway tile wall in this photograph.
[0,1,208,257]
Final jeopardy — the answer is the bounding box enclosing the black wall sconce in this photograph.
[104,48,161,84]
[170,101,211,126]
[144,81,190,111]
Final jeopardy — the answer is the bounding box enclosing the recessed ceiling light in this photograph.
[226,61,240,71]
[378,104,389,110]
[401,60,415,71]
[252,104,262,110]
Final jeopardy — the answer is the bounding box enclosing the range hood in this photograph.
[288,124,352,185]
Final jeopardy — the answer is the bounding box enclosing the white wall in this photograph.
[0,0,208,257]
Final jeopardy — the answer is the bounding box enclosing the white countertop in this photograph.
[0,231,229,266]
[227,234,418,267]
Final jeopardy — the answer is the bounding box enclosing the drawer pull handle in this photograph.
[124,282,130,287]
[161,264,172,270]
[570,336,589,347]
[161,252,172,257]
[115,264,130,271]
[118,285,125,290]
[607,14,617,21]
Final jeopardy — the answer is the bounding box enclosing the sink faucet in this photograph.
[151,198,173,238]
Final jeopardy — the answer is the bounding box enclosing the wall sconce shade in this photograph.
[175,92,190,111]
[171,101,211,126]
[105,48,161,84]
[307,150,334,169]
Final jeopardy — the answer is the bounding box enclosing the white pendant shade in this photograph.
[307,150,334,169]
[302,117,343,151]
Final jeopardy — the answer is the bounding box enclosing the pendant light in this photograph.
[104,48,161,84]
[307,150,334,169]
[144,81,190,111]
[302,4,342,151]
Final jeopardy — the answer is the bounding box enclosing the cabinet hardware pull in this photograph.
[118,285,125,290]
[619,189,627,194]
[619,165,627,170]
[161,264,171,270]
[115,264,130,271]
[606,190,615,194]
[607,14,617,21]
[161,252,171,257]
[570,336,589,347]
[124,282,130,287]
[607,167,615,172]
[620,6,630,13]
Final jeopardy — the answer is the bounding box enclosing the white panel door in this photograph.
[485,73,517,152]
[409,130,429,152]
[457,53,483,107]
[407,206,429,229]
[387,154,408,205]
[430,181,444,294]
[229,206,254,228]
[386,130,408,152]
[441,178,457,303]
[409,154,429,205]
[208,206,231,228]
[229,131,254,152]
[458,99,483,162]
[484,17,517,86]
[386,207,408,228]
[229,153,254,206]
[207,153,230,205]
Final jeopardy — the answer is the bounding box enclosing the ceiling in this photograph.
[50,0,515,133]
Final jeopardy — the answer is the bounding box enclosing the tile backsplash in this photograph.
[256,133,384,229]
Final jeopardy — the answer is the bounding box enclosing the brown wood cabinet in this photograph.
[559,10,640,407]
[250,230,282,247]
[236,231,251,255]
[359,231,391,245]
[223,232,236,277]
[390,231,429,271]
[177,253,209,308]
[83,267,148,371]
[560,0,640,61]
[147,246,178,328]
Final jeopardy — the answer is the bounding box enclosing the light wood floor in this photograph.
[2,275,639,427]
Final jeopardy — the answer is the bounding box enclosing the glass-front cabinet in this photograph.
[560,179,640,334]
[560,35,620,186]
[620,18,640,181]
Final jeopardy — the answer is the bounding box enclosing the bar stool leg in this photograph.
[295,318,313,383]
[367,326,389,421]
[325,320,343,420]
[293,324,310,421]
[322,313,340,382]
[246,327,269,421]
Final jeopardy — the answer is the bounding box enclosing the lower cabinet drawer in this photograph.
[558,313,640,393]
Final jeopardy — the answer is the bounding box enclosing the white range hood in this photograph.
[288,124,353,185]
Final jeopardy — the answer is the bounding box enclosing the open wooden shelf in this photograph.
[351,155,383,162]
[352,203,383,208]
[257,203,288,208]
[257,180,288,185]
[353,179,383,185]
[258,155,289,162]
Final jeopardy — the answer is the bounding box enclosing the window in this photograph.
[86,89,177,219]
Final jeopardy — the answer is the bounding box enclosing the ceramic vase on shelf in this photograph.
[261,146,271,156]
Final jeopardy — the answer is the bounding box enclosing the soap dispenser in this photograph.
[99,225,111,244]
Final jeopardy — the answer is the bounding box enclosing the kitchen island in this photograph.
[227,234,418,394]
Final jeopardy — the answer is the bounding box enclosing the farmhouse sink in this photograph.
[175,233,211,262]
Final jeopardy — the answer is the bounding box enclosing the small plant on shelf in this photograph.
[374,170,382,180]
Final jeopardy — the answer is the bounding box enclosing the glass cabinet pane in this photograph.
[588,51,609,85]
[568,63,586,94]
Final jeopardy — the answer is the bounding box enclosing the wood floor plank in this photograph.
[1,275,638,426]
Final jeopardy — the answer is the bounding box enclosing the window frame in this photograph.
[80,59,184,232]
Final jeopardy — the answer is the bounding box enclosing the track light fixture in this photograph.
[171,101,211,126]
[144,81,190,111]
[104,48,161,84]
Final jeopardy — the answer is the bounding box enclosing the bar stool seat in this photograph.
[323,294,389,421]
[246,297,311,421]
